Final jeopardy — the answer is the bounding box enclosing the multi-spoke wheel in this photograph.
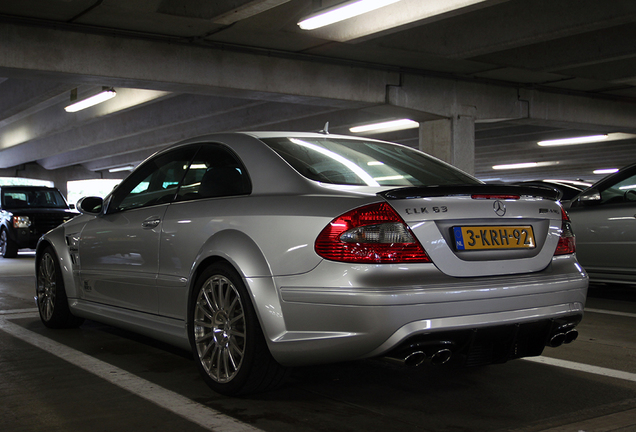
[194,272,246,383]
[189,262,287,395]
[0,229,18,258]
[36,247,83,328]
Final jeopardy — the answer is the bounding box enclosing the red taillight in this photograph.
[315,202,431,264]
[554,207,575,255]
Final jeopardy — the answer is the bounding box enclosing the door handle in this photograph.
[141,219,161,229]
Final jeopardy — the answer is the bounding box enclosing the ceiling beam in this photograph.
[388,74,636,132]
[0,20,397,107]
[44,101,342,171]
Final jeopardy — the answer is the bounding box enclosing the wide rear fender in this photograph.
[189,229,287,341]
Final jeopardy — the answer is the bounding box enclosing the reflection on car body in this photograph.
[568,163,636,285]
[35,132,588,395]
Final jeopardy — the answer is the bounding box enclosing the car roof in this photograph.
[238,131,385,141]
[0,185,57,190]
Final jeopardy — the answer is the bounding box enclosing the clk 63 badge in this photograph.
[405,206,447,215]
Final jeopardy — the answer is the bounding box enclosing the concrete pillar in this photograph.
[419,114,475,175]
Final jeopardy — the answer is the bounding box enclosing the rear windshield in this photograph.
[2,189,69,209]
[261,137,479,187]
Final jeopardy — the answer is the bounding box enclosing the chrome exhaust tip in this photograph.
[430,348,453,366]
[549,333,566,347]
[403,351,427,367]
[564,329,578,344]
[549,326,579,348]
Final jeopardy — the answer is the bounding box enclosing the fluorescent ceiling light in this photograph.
[302,0,493,42]
[350,119,419,134]
[593,168,619,175]
[108,165,135,173]
[298,0,400,30]
[65,88,116,112]
[493,162,539,170]
[537,135,608,146]
[492,162,556,170]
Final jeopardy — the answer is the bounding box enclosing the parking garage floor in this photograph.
[1,252,635,432]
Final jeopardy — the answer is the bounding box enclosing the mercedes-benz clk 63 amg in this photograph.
[35,132,588,395]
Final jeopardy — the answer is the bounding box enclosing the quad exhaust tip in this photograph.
[388,345,454,367]
[549,328,579,347]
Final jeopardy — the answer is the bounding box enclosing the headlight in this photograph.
[13,216,31,229]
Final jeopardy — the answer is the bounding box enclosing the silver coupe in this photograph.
[568,162,636,285]
[35,132,588,395]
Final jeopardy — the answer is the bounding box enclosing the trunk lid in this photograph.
[381,185,564,277]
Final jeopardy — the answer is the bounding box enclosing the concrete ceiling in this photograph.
[2,0,636,183]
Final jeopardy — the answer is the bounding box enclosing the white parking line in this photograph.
[0,313,261,432]
[524,356,636,383]
[0,308,38,315]
[585,308,636,319]
[2,310,634,432]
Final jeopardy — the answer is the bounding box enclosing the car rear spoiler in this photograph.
[379,184,560,201]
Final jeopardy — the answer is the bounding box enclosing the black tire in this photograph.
[0,228,18,258]
[36,247,84,329]
[188,262,288,396]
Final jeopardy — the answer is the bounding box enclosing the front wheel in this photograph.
[36,247,84,328]
[189,262,287,395]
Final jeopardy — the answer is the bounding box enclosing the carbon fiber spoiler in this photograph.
[379,184,560,201]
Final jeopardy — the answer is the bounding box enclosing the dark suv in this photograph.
[0,186,78,258]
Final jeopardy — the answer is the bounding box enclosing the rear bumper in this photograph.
[265,255,588,366]
[381,313,582,367]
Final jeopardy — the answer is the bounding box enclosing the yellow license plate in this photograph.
[453,226,536,251]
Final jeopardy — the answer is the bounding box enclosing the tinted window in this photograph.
[599,172,636,204]
[2,189,68,209]
[261,137,478,187]
[108,147,197,213]
[176,144,250,201]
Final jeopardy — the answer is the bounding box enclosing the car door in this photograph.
[78,146,197,313]
[156,143,251,318]
[569,169,636,277]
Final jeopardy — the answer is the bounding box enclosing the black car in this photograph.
[0,186,77,258]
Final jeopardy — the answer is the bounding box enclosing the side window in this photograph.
[108,146,197,213]
[2,192,28,208]
[600,173,636,204]
[176,144,250,201]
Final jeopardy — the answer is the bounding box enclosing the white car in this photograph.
[36,132,588,395]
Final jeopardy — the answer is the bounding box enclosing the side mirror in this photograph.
[77,196,104,215]
[69,204,76,210]
[572,188,601,207]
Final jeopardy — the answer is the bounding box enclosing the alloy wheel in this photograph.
[0,230,6,256]
[36,252,57,321]
[193,274,246,383]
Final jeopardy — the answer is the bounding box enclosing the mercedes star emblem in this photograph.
[493,200,506,217]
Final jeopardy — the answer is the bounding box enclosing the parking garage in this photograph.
[1,1,636,431]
